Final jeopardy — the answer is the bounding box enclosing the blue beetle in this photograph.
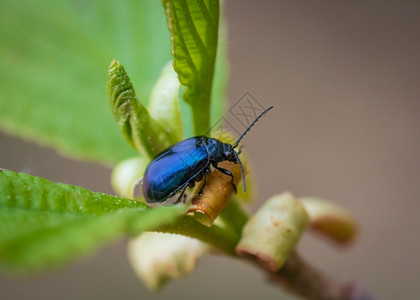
[142,106,273,204]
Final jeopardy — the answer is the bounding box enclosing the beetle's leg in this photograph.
[196,168,211,199]
[174,185,188,204]
[188,180,195,188]
[214,165,237,193]
[196,173,207,199]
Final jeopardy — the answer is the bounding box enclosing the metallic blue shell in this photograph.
[142,137,210,203]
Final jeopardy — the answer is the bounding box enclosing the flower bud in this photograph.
[111,157,149,199]
[236,192,309,271]
[188,161,243,227]
[300,197,358,245]
[128,232,209,291]
[148,62,183,142]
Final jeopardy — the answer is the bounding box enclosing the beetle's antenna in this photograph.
[234,151,246,192]
[233,106,274,149]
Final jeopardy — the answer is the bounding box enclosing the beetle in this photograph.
[142,106,273,204]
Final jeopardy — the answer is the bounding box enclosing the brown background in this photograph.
[1,1,419,299]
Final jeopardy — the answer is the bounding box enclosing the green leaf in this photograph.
[0,0,171,165]
[162,0,221,136]
[0,169,185,273]
[108,60,177,158]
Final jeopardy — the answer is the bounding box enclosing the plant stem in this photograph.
[263,252,378,300]
[157,203,377,300]
[156,215,238,255]
[218,199,249,236]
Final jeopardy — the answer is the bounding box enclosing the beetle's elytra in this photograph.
[142,106,274,204]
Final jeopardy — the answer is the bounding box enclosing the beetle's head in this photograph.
[223,143,246,193]
[222,143,236,162]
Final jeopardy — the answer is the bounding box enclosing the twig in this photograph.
[262,252,378,300]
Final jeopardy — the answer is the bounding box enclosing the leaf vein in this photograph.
[169,1,199,81]
[197,0,215,26]
[179,0,209,59]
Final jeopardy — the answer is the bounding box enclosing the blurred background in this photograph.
[1,0,419,299]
